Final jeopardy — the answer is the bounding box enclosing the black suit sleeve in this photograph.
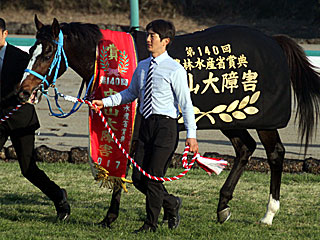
[1,44,40,131]
[1,44,29,107]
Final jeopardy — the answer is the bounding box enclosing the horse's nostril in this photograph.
[18,90,31,102]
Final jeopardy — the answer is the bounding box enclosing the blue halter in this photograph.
[25,31,68,91]
[24,30,94,118]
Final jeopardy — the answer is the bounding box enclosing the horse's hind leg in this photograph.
[217,129,256,223]
[257,129,284,225]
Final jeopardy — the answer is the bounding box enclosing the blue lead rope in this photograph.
[45,75,95,118]
[24,30,92,118]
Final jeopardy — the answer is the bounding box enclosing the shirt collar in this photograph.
[0,41,7,60]
[150,51,169,65]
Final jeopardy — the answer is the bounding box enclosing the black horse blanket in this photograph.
[134,25,291,130]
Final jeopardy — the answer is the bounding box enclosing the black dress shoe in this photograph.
[168,197,182,229]
[133,223,156,233]
[55,188,71,221]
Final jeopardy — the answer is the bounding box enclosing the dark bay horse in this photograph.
[18,16,320,227]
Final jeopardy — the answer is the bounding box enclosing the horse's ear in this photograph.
[34,14,44,31]
[51,18,60,38]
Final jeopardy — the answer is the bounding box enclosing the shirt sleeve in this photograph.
[171,67,197,139]
[102,67,140,107]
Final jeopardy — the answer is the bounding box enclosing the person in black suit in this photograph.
[0,18,70,221]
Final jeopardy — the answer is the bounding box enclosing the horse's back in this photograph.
[170,25,291,130]
[172,25,289,75]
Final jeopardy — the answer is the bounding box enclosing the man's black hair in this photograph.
[146,19,175,49]
[0,18,6,31]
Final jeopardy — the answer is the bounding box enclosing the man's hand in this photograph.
[185,138,199,153]
[91,100,104,113]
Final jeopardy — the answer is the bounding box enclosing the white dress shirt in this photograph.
[102,51,197,138]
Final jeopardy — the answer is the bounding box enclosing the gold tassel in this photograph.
[94,164,132,192]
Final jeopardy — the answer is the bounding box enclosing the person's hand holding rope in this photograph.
[91,100,104,113]
[186,138,199,154]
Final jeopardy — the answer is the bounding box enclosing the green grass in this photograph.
[0,161,319,240]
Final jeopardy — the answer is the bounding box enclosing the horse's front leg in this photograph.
[99,186,123,228]
[217,129,256,223]
[99,140,138,228]
[99,159,131,228]
[257,130,284,225]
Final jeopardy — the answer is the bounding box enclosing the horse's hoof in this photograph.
[97,220,112,229]
[217,207,231,224]
[259,217,273,226]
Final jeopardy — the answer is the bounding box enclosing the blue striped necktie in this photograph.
[142,58,156,119]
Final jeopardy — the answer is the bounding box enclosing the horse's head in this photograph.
[18,15,67,103]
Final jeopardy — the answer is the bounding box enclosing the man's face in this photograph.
[0,29,8,48]
[146,30,169,57]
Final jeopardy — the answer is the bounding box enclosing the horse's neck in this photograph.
[132,31,149,61]
[64,42,96,82]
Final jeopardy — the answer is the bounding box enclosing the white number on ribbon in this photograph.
[116,161,120,169]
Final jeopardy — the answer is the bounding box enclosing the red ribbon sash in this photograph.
[89,29,137,179]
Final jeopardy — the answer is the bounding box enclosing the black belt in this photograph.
[147,114,176,120]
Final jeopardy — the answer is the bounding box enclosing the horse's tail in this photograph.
[273,34,320,154]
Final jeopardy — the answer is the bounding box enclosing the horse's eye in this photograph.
[42,54,52,61]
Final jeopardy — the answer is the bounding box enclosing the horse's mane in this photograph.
[60,22,102,49]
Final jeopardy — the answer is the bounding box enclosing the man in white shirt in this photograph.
[92,19,198,232]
